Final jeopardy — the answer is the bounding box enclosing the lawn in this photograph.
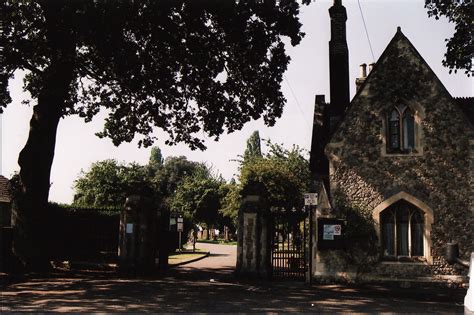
[168,248,208,266]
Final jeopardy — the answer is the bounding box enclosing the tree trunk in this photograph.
[11,2,76,270]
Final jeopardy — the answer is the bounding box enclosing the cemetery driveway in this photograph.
[172,242,237,281]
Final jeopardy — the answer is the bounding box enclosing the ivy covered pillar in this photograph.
[236,194,271,279]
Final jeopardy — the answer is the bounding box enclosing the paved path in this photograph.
[187,242,237,270]
[173,242,236,281]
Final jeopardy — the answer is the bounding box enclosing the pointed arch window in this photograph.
[386,106,417,153]
[381,201,424,259]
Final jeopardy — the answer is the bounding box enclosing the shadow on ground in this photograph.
[0,266,466,313]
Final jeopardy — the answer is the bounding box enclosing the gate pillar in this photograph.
[236,195,271,279]
[118,195,157,275]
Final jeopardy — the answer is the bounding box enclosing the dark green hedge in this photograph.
[45,203,121,261]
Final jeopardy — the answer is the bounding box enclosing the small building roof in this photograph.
[0,175,11,203]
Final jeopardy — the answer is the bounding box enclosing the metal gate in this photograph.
[270,207,309,281]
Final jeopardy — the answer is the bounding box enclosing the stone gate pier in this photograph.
[236,195,271,279]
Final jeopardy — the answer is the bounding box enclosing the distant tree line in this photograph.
[73,131,311,241]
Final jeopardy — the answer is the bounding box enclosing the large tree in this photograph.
[148,146,164,173]
[73,159,151,208]
[171,167,223,239]
[425,0,473,76]
[239,141,310,210]
[2,0,309,267]
[242,130,262,163]
[218,181,240,230]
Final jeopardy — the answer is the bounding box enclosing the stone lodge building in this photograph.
[309,0,473,283]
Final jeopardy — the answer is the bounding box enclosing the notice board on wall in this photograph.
[317,218,345,250]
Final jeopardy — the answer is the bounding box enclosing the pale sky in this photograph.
[1,0,472,203]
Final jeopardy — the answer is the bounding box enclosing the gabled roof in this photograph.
[329,27,472,142]
[0,175,11,203]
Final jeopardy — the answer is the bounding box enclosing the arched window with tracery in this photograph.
[386,106,416,153]
[381,200,424,259]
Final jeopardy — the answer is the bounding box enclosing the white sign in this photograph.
[177,217,184,223]
[126,223,134,234]
[177,222,184,232]
[323,224,341,240]
[304,193,318,206]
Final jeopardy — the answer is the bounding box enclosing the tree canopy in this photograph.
[239,137,310,211]
[148,146,164,172]
[3,0,310,148]
[218,181,240,228]
[425,0,473,76]
[153,156,208,205]
[243,130,262,163]
[73,159,151,208]
[171,169,224,230]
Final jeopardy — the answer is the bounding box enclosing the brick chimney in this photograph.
[329,0,350,119]
[309,95,330,191]
[310,95,329,174]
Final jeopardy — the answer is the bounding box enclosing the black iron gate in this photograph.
[270,207,309,281]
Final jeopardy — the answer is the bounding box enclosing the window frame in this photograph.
[380,201,425,261]
[386,105,417,154]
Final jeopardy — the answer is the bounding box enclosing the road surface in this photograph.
[173,242,237,281]
[0,243,466,312]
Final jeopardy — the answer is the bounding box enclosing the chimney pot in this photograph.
[368,63,375,73]
[359,63,367,78]
[315,95,326,104]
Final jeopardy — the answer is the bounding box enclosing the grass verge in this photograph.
[196,239,237,246]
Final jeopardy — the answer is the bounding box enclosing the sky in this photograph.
[1,0,472,204]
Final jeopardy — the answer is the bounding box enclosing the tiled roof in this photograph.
[0,175,11,203]
[455,97,474,125]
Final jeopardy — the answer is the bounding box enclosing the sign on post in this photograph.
[176,216,184,251]
[177,216,184,232]
[304,193,318,206]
